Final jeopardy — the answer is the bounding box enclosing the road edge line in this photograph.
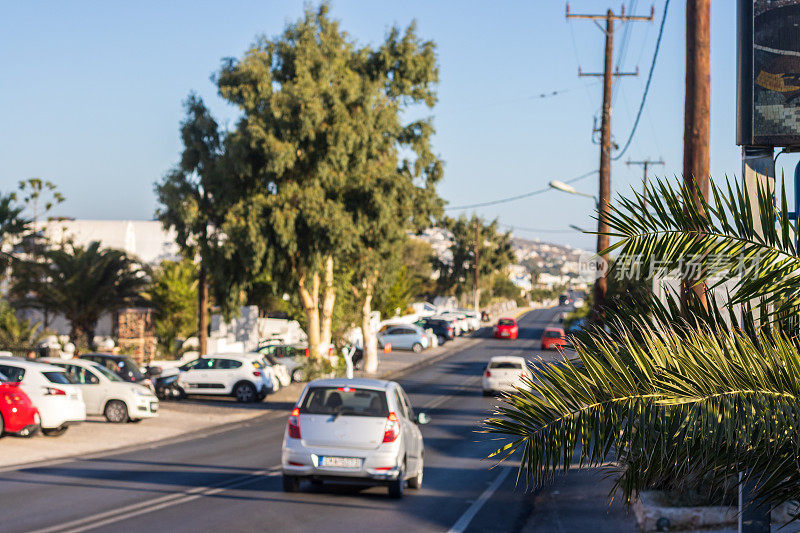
[447,467,512,533]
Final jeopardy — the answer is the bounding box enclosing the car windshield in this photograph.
[0,371,6,382]
[489,361,523,369]
[498,319,515,326]
[544,330,563,338]
[92,364,123,382]
[43,371,72,385]
[300,386,389,417]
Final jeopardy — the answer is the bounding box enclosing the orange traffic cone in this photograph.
[383,343,392,354]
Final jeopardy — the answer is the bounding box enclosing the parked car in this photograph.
[40,358,159,423]
[79,353,153,390]
[235,352,282,393]
[0,376,40,437]
[377,324,430,353]
[0,359,85,436]
[482,356,530,396]
[260,353,292,388]
[176,354,275,402]
[414,318,454,345]
[493,317,519,340]
[558,293,572,306]
[456,309,481,331]
[573,298,585,308]
[281,378,430,498]
[541,327,567,350]
[439,311,470,335]
[258,342,307,382]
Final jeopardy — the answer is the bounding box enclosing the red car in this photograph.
[0,382,40,437]
[541,327,567,350]
[493,318,519,340]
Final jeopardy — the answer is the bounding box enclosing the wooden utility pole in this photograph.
[566,4,653,319]
[626,158,664,203]
[683,0,711,310]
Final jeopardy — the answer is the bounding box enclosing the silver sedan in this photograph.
[281,377,430,498]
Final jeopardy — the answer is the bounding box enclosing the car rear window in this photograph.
[498,319,515,326]
[0,365,25,382]
[489,361,524,370]
[43,371,72,385]
[300,387,388,417]
[544,329,564,338]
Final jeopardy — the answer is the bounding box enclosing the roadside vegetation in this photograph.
[486,177,800,513]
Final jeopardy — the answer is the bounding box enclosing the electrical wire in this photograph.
[445,169,598,211]
[499,224,575,234]
[612,0,670,161]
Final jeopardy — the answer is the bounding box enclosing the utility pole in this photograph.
[473,218,480,312]
[683,0,712,312]
[566,3,653,320]
[626,158,664,204]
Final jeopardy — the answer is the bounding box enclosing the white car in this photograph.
[260,353,292,388]
[0,359,86,436]
[438,312,470,335]
[236,352,283,392]
[177,354,275,402]
[41,358,159,423]
[456,309,481,331]
[481,356,531,396]
[282,378,430,498]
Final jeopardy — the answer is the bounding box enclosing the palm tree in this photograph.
[12,241,148,348]
[485,177,800,512]
[0,301,47,348]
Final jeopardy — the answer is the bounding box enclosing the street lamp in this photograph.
[549,181,597,203]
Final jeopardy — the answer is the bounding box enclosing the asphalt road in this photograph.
[0,307,567,533]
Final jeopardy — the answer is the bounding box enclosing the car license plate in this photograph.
[150,402,158,413]
[319,456,361,468]
[501,331,509,337]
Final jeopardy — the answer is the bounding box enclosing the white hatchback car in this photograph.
[41,358,159,423]
[282,378,430,498]
[481,356,531,396]
[177,354,275,402]
[0,359,86,436]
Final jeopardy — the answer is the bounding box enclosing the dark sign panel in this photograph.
[738,0,800,146]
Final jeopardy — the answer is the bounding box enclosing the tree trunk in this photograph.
[299,270,322,361]
[198,262,209,356]
[319,256,336,356]
[361,279,378,374]
[70,322,94,352]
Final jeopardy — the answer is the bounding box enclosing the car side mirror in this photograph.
[416,412,430,425]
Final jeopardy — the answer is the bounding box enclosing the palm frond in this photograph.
[483,318,800,509]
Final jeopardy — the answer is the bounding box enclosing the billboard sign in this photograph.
[738,0,800,146]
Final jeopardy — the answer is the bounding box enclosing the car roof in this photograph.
[0,359,69,372]
[488,355,527,363]
[40,357,98,368]
[308,378,393,390]
[201,353,254,362]
[498,317,516,322]
[544,327,565,332]
[81,353,126,360]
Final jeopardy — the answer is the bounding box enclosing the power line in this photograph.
[445,169,598,211]
[499,224,575,234]
[613,0,670,161]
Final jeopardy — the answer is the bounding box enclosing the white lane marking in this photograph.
[422,376,481,410]
[447,467,511,533]
[34,465,281,533]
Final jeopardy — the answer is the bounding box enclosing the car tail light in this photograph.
[287,407,301,439]
[484,370,491,377]
[253,371,262,377]
[44,387,66,396]
[2,391,25,405]
[382,412,400,443]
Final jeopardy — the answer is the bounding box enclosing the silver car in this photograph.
[281,378,430,498]
[377,324,430,353]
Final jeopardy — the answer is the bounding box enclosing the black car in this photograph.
[415,318,455,344]
[79,353,151,387]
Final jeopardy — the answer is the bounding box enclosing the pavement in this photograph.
[0,306,638,533]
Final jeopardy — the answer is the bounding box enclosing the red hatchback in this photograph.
[541,327,567,350]
[494,318,519,340]
[0,382,40,437]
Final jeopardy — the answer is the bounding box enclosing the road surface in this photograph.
[0,307,571,533]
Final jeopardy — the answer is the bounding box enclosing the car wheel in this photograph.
[291,368,306,382]
[42,425,68,437]
[234,382,257,403]
[388,463,405,498]
[412,343,423,354]
[408,459,423,489]
[283,474,300,493]
[104,400,129,423]
[436,335,446,345]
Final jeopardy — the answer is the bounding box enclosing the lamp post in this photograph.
[549,181,606,319]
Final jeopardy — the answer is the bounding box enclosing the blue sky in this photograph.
[1,1,796,251]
